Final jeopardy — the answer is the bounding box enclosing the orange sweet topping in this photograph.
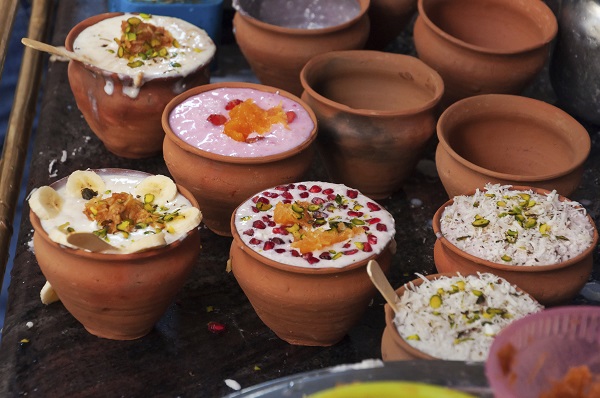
[84,193,160,235]
[223,99,288,142]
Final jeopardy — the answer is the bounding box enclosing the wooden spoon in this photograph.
[66,232,119,253]
[21,37,92,64]
[367,259,401,314]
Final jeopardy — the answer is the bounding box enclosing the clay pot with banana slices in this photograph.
[28,168,202,340]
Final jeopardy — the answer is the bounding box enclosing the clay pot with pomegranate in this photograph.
[435,94,591,199]
[229,181,397,346]
[162,82,318,236]
[29,169,202,340]
[300,50,444,199]
[232,0,370,96]
[413,0,557,106]
[366,0,417,49]
[66,12,215,158]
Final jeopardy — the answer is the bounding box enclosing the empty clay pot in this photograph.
[232,0,370,96]
[432,186,599,306]
[30,169,202,340]
[366,0,417,49]
[413,0,557,106]
[300,50,444,199]
[435,94,591,199]
[66,12,215,158]
[229,181,397,346]
[162,82,318,236]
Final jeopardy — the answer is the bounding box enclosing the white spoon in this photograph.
[367,259,401,314]
[21,37,92,64]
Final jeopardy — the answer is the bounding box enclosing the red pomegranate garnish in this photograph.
[225,99,243,110]
[347,190,359,199]
[253,220,267,229]
[272,227,289,235]
[299,192,309,199]
[263,241,275,251]
[282,191,293,200]
[368,234,378,245]
[311,197,325,205]
[343,249,359,255]
[275,248,286,254]
[367,202,382,211]
[362,242,373,252]
[243,229,254,236]
[207,321,227,334]
[368,217,381,225]
[286,111,297,123]
[249,238,262,245]
[319,252,332,260]
[298,184,307,190]
[271,237,285,245]
[376,223,388,231]
[309,185,322,193]
[322,188,334,195]
[305,256,320,265]
[207,114,227,126]
[348,211,364,217]
[290,250,301,257]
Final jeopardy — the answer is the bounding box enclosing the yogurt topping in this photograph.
[169,87,315,157]
[234,181,396,268]
[33,170,199,252]
[73,13,215,81]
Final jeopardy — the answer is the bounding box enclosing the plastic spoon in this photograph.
[367,259,401,314]
[21,37,92,64]
[66,232,119,253]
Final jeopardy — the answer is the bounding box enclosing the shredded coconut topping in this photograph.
[439,184,595,266]
[394,272,543,361]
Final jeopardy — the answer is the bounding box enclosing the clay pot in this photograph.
[162,82,318,236]
[413,0,557,106]
[366,0,417,50]
[232,0,370,97]
[66,13,214,158]
[300,50,444,199]
[30,169,202,340]
[435,94,591,199]
[432,187,599,306]
[230,221,394,347]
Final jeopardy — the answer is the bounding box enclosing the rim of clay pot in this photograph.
[230,211,392,276]
[65,12,215,85]
[432,185,599,274]
[300,50,444,116]
[436,94,591,182]
[417,0,557,55]
[30,168,201,260]
[384,272,540,360]
[161,81,318,164]
[234,0,370,35]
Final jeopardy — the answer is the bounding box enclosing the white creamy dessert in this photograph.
[394,273,543,361]
[72,13,215,97]
[233,181,396,268]
[439,184,595,266]
[28,169,201,253]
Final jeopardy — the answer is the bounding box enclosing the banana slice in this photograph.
[134,175,178,205]
[40,281,60,305]
[65,170,106,198]
[124,231,167,254]
[28,186,63,220]
[164,207,202,236]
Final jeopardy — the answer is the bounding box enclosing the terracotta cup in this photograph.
[30,169,202,340]
[300,50,444,199]
[366,0,417,50]
[232,0,370,97]
[162,82,318,237]
[414,0,557,106]
[230,219,395,347]
[432,187,599,306]
[66,13,214,158]
[435,94,591,199]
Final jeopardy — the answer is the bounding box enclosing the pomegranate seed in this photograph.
[299,192,309,198]
[323,188,334,195]
[251,196,259,203]
[343,249,359,255]
[302,252,314,259]
[257,196,270,204]
[368,217,381,225]
[261,215,271,222]
[286,111,297,123]
[272,227,289,235]
[249,238,262,245]
[376,223,388,231]
[263,192,279,198]
[207,114,227,126]
[348,211,364,217]
[282,191,293,200]
[243,229,254,236]
[327,194,337,201]
[290,250,300,257]
[282,199,292,204]
[275,248,286,253]
[319,252,332,260]
[362,242,373,252]
[267,221,276,227]
[207,321,227,334]
[253,220,266,229]
[251,207,259,213]
[263,241,275,251]
[309,185,322,193]
[305,256,320,265]
[225,99,243,110]
[271,237,285,245]
[343,243,351,248]
[298,184,307,190]
[311,197,325,205]
[367,202,382,211]
[347,190,359,199]
[368,234,378,244]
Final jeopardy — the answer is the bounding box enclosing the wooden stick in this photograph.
[21,37,91,64]
[367,260,401,314]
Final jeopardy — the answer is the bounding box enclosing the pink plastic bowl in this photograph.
[485,306,600,398]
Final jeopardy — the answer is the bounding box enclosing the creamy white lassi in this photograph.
[169,87,315,157]
[233,181,396,268]
[28,169,201,253]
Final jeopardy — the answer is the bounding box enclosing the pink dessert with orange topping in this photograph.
[233,181,396,268]
[168,87,314,157]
